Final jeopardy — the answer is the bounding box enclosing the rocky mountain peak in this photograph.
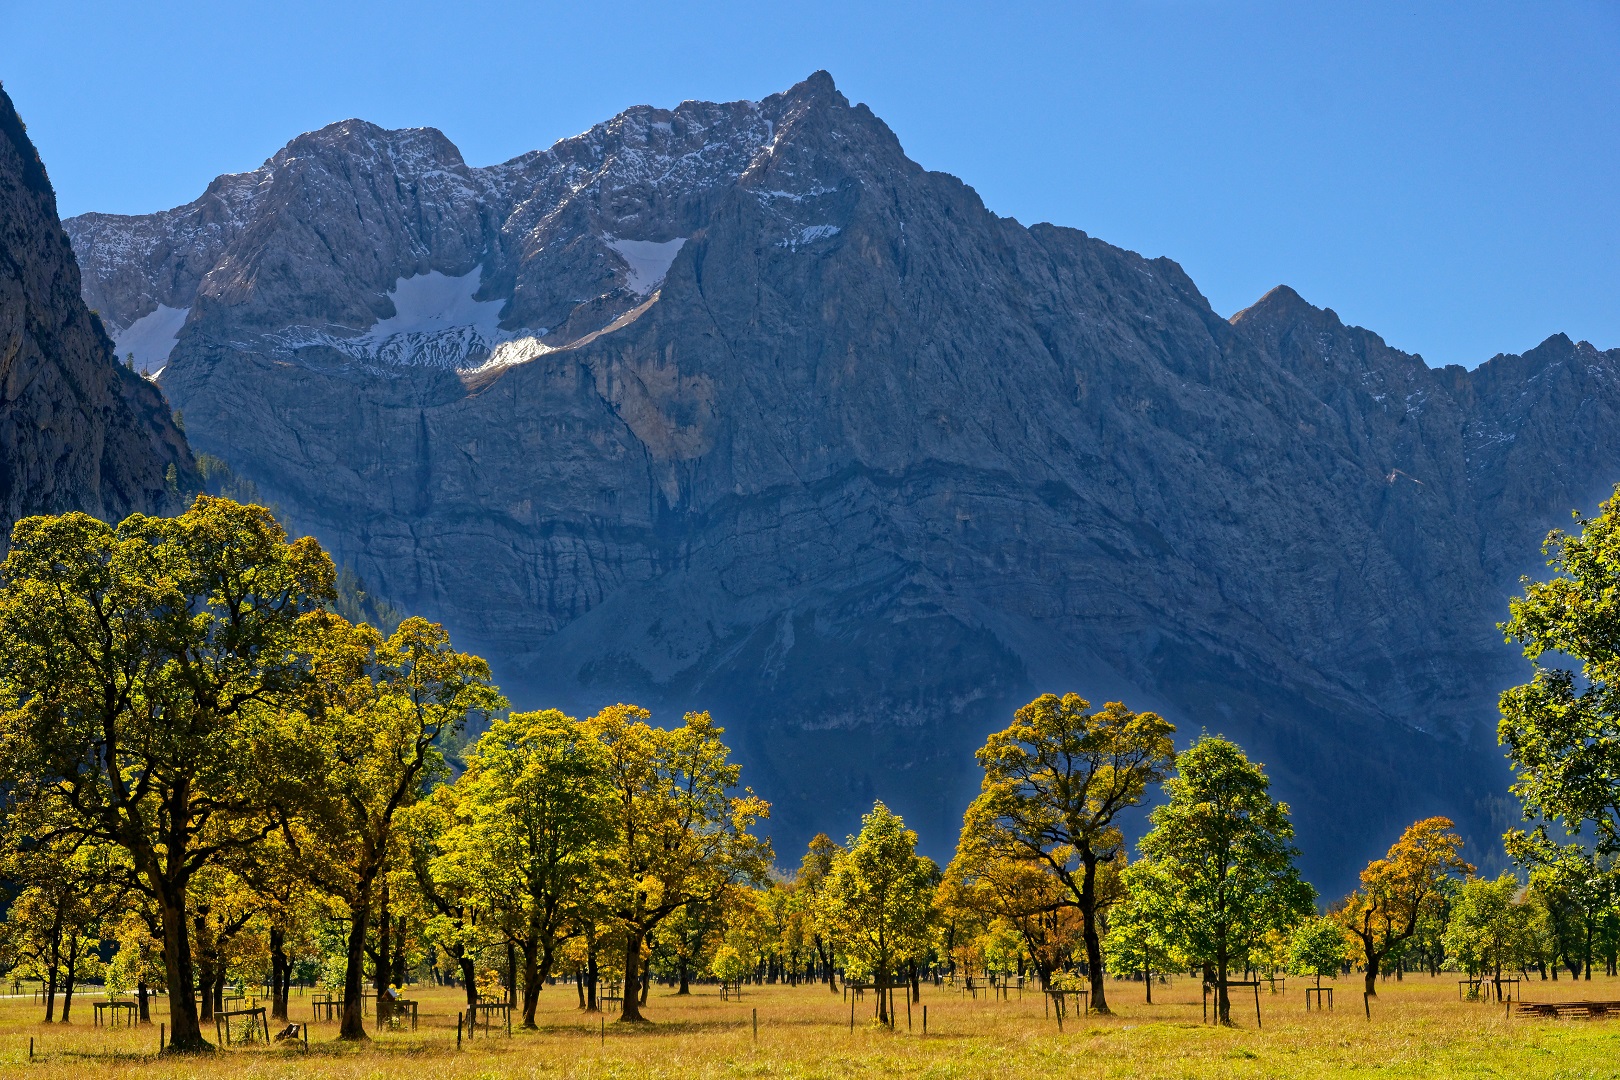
[276,119,469,174]
[60,74,1620,887]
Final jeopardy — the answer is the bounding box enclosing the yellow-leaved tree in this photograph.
[286,614,503,1040]
[1335,817,1471,997]
[589,706,771,1022]
[964,693,1174,1013]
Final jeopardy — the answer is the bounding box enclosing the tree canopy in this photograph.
[1131,735,1315,1024]
[964,692,1174,1013]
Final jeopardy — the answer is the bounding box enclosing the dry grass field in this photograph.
[2,974,1619,1079]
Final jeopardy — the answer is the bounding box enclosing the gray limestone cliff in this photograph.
[0,82,192,536]
[64,73,1620,890]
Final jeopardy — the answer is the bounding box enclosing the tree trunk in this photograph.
[43,921,60,1023]
[1144,963,1152,1004]
[520,935,541,1029]
[507,940,517,1009]
[138,980,150,1024]
[459,953,477,1008]
[157,885,208,1051]
[269,926,289,1022]
[677,957,690,995]
[375,880,392,1014]
[339,881,372,1041]
[1363,943,1381,998]
[60,931,79,1023]
[393,915,407,987]
[585,934,599,1012]
[1079,851,1110,1014]
[1216,952,1231,1026]
[281,954,294,1019]
[819,940,837,991]
[619,930,648,1022]
[195,913,215,1024]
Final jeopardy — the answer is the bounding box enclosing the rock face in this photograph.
[65,73,1620,889]
[0,83,192,536]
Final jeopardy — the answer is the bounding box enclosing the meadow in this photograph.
[3,975,1619,1080]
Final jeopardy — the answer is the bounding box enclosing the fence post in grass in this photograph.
[159,1023,164,1051]
[1364,992,1370,1020]
[600,1014,605,1046]
[29,1037,33,1061]
[923,1004,927,1035]
[753,1007,758,1042]
[907,991,912,1031]
[850,994,855,1032]
[457,1012,462,1050]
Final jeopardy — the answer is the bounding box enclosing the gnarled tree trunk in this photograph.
[339,879,371,1041]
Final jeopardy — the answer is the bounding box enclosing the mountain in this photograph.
[63,73,1620,891]
[0,82,192,537]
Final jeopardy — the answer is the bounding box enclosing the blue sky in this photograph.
[3,0,1614,367]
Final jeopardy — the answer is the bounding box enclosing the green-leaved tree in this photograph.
[0,497,334,1051]
[446,709,613,1027]
[818,802,937,1026]
[1131,735,1314,1024]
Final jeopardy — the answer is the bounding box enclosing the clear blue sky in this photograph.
[3,1,1615,367]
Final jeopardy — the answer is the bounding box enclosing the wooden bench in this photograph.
[472,999,511,1035]
[378,996,418,1030]
[93,1001,139,1027]
[1203,980,1265,1028]
[1046,988,1089,1030]
[1514,1000,1620,1019]
[215,1006,270,1046]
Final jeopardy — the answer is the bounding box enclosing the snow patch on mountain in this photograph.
[465,335,555,375]
[605,237,687,295]
[365,268,507,343]
[778,224,841,250]
[275,268,523,372]
[114,304,190,371]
